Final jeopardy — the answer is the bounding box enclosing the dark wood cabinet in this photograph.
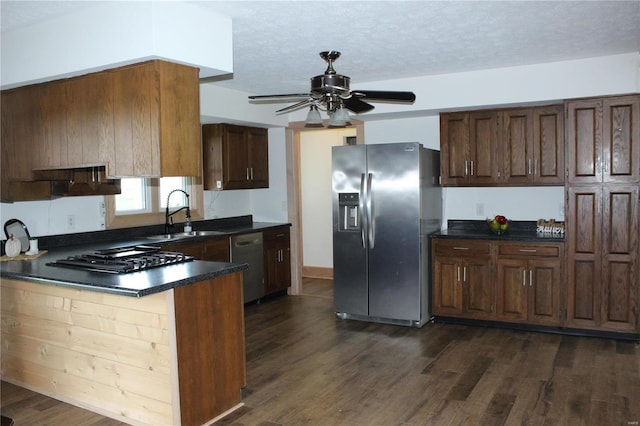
[566,95,640,184]
[202,123,269,190]
[161,236,230,262]
[566,185,639,332]
[441,105,564,187]
[432,240,493,318]
[565,94,640,334]
[202,237,230,262]
[495,242,562,326]
[263,226,291,295]
[502,106,564,185]
[440,112,499,185]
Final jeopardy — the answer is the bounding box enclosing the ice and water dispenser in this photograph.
[338,193,360,232]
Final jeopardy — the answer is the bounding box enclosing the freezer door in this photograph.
[332,144,368,316]
[367,143,422,321]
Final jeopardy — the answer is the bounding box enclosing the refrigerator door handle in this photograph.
[366,172,374,248]
[359,173,367,248]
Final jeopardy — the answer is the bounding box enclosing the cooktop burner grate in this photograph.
[47,245,194,274]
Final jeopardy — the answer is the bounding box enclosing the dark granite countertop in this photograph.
[0,215,289,297]
[430,220,565,243]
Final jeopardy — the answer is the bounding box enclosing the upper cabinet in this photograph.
[1,60,201,202]
[440,105,564,187]
[566,95,640,184]
[501,106,564,185]
[440,111,499,186]
[202,123,269,190]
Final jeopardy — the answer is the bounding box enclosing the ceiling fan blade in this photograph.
[249,93,310,101]
[276,99,313,114]
[343,97,375,113]
[352,90,416,103]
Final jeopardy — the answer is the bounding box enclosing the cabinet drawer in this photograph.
[434,240,491,256]
[497,243,561,257]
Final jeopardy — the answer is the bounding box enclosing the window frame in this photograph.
[105,177,204,229]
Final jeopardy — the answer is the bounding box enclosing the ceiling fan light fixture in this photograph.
[328,106,350,128]
[304,105,324,127]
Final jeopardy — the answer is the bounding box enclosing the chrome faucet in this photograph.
[165,189,191,234]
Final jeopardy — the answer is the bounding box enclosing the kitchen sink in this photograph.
[145,230,227,240]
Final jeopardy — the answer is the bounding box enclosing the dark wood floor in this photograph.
[2,278,639,425]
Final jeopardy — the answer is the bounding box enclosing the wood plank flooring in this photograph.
[2,278,639,425]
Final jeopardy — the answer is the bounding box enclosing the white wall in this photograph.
[300,128,356,268]
[1,1,233,88]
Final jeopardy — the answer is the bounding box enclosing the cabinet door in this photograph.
[156,61,201,178]
[533,105,564,185]
[501,109,533,185]
[469,111,499,184]
[161,240,204,258]
[600,185,639,331]
[440,113,469,185]
[432,257,464,316]
[566,186,602,329]
[222,125,251,189]
[35,80,68,169]
[602,95,640,183]
[496,258,528,321]
[528,259,561,326]
[566,99,602,184]
[66,72,115,168]
[263,227,291,295]
[464,258,494,318]
[247,127,269,188]
[112,63,156,177]
[202,237,230,262]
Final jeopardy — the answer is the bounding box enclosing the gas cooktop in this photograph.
[47,245,194,274]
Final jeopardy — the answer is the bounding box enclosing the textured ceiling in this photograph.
[2,0,640,97]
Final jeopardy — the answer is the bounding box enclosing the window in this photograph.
[106,177,202,228]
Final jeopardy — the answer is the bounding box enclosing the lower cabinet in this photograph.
[495,243,562,326]
[161,237,229,262]
[432,240,493,318]
[263,226,291,296]
[433,238,564,328]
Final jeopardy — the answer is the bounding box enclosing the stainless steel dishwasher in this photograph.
[230,232,264,303]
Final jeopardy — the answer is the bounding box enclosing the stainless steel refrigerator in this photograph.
[332,142,441,327]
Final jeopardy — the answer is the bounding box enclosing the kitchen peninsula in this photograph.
[1,243,248,425]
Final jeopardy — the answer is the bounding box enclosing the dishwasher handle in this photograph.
[233,239,261,247]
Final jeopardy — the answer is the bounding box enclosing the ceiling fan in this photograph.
[248,51,416,127]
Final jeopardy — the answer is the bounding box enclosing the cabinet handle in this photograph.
[470,160,475,176]
[464,160,469,177]
[519,249,537,253]
[457,266,460,282]
[534,159,538,176]
[463,266,467,282]
[250,167,254,180]
[528,159,532,175]
[246,168,250,180]
[522,270,526,286]
[453,247,470,250]
[529,270,533,287]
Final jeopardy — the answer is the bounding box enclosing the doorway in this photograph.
[284,121,364,296]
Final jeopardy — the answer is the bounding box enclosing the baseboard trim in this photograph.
[302,266,333,279]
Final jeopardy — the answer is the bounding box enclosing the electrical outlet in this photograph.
[476,203,484,217]
[99,201,106,217]
[67,215,75,229]
[558,203,564,218]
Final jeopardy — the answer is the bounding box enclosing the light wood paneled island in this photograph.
[1,267,246,425]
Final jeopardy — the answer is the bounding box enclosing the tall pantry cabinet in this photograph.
[565,95,639,333]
